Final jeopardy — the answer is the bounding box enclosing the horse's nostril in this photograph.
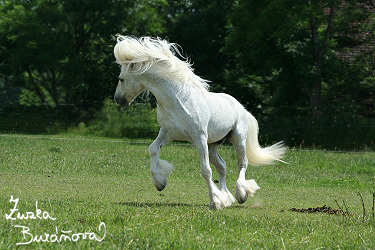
[114,95,129,107]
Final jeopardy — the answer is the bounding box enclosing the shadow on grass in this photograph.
[115,201,260,210]
[116,201,201,208]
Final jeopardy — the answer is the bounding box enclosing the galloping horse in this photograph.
[113,36,287,210]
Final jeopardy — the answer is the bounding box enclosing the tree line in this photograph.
[1,0,374,149]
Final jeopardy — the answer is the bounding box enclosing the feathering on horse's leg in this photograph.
[149,129,173,191]
[195,138,229,210]
[208,143,235,206]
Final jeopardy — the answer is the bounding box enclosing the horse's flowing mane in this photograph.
[114,35,209,92]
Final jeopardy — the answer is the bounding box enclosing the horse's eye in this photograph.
[118,78,124,83]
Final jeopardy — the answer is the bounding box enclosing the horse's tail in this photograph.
[245,112,287,166]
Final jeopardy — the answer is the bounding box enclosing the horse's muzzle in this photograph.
[114,95,129,107]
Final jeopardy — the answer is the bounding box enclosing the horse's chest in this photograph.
[157,107,199,141]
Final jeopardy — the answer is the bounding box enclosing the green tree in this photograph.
[224,0,375,148]
[166,0,232,88]
[331,0,375,120]
[0,0,167,118]
[224,0,340,118]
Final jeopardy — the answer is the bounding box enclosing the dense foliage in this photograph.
[1,0,374,149]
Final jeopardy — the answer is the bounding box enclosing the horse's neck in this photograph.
[144,75,197,108]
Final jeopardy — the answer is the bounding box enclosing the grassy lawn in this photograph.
[0,134,374,249]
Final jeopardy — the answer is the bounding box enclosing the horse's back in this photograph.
[209,92,246,116]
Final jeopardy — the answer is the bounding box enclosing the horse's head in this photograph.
[113,35,209,107]
[114,67,146,107]
[113,36,151,107]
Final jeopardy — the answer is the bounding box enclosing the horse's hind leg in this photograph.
[194,136,230,210]
[230,130,260,204]
[149,128,173,191]
[208,143,235,206]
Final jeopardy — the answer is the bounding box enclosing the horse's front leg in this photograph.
[149,128,173,191]
[195,137,230,210]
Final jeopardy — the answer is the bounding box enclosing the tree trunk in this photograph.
[309,2,335,119]
[26,67,46,107]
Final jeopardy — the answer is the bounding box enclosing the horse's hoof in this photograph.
[151,171,167,191]
[209,202,224,210]
[154,180,166,191]
[235,179,259,204]
[235,191,248,204]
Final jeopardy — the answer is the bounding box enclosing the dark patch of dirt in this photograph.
[290,205,347,215]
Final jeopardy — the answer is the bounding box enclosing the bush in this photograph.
[259,114,375,151]
[88,99,375,150]
[88,99,159,138]
[0,105,76,134]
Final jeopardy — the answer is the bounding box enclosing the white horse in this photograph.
[113,36,287,210]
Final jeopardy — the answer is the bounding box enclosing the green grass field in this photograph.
[1,134,374,249]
